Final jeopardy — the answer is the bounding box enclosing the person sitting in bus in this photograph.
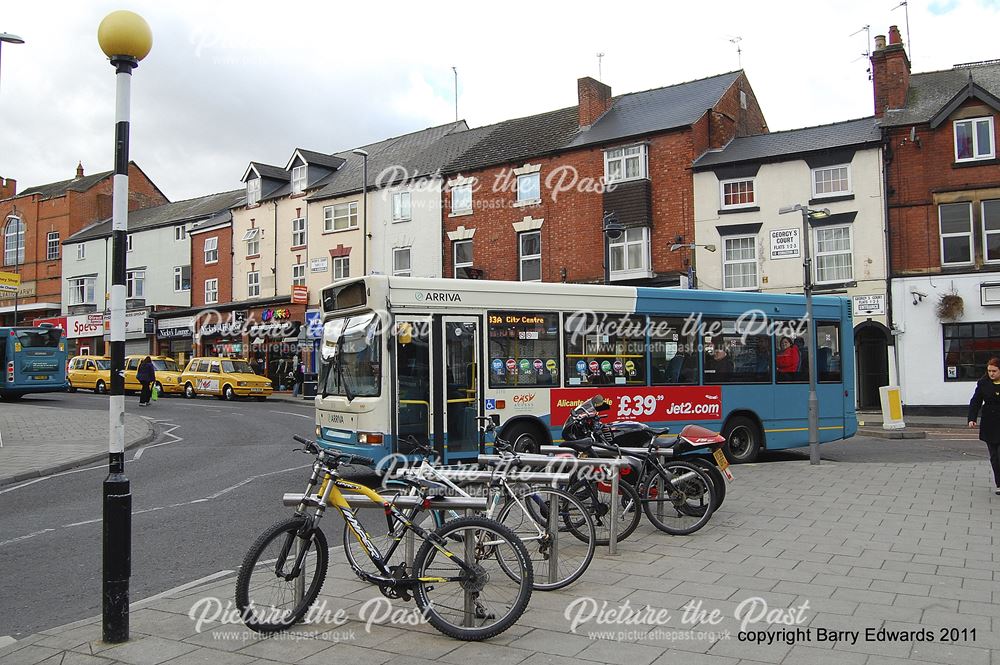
[704,347,732,380]
[777,336,800,376]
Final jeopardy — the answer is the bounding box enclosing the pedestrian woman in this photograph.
[136,356,156,407]
[968,356,1000,494]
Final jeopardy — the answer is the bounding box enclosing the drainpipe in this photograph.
[273,201,278,297]
[881,129,900,390]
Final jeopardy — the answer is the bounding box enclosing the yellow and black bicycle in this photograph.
[235,435,533,641]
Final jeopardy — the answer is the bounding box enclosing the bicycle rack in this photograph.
[478,453,629,556]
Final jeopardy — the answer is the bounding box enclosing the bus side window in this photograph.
[817,322,842,382]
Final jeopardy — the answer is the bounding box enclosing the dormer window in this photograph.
[291,165,307,194]
[954,117,995,162]
[247,177,261,205]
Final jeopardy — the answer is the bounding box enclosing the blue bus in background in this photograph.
[315,277,857,465]
[0,326,69,399]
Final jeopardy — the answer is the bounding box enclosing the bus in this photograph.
[315,276,856,465]
[0,325,69,399]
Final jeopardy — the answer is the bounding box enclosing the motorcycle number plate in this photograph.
[713,449,734,482]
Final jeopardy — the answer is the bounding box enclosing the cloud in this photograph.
[929,0,959,15]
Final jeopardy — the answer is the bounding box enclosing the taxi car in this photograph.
[124,355,185,396]
[67,355,112,393]
[180,357,272,400]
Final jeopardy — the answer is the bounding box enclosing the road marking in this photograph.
[63,518,102,528]
[0,528,55,547]
[271,410,312,419]
[130,570,235,610]
[134,420,182,460]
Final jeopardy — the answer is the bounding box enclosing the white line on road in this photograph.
[270,410,312,419]
[63,518,102,528]
[0,528,55,547]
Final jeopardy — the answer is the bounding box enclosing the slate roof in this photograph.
[693,117,882,169]
[883,60,1000,126]
[66,189,245,243]
[249,162,290,181]
[10,161,165,202]
[293,149,346,170]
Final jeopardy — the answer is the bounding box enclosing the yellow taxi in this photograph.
[180,357,273,400]
[67,355,112,393]
[124,355,185,396]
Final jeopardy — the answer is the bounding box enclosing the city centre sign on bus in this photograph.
[769,228,800,259]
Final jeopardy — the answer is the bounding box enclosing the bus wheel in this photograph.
[95,380,107,395]
[723,416,761,464]
[503,424,543,455]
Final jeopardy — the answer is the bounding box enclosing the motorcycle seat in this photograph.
[559,439,594,454]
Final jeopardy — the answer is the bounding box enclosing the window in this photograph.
[77,243,85,260]
[204,279,218,304]
[720,178,755,209]
[291,165,307,193]
[46,232,60,261]
[324,202,358,232]
[604,145,648,183]
[243,227,259,257]
[939,202,973,265]
[126,270,145,299]
[174,265,191,292]
[609,226,649,276]
[943,322,1000,380]
[516,173,540,203]
[333,256,350,280]
[814,226,853,283]
[4,216,24,266]
[564,312,646,387]
[454,239,474,278]
[488,311,560,388]
[954,117,995,162]
[247,177,261,205]
[775,321,807,384]
[649,317,699,385]
[203,237,218,264]
[817,322,842,383]
[69,276,96,305]
[519,231,541,281]
[983,200,1000,263]
[321,313,382,398]
[392,192,412,222]
[175,226,186,241]
[723,235,758,290]
[247,271,260,297]
[702,319,771,384]
[393,248,412,277]
[126,234,133,252]
[291,217,307,247]
[292,263,306,287]
[812,164,851,198]
[451,183,472,213]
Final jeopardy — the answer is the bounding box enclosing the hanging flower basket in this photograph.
[936,293,964,321]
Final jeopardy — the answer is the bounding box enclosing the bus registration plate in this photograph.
[712,448,734,481]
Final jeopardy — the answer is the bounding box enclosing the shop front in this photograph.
[196,310,247,359]
[156,316,195,367]
[64,313,106,356]
[104,309,151,356]
[247,305,305,390]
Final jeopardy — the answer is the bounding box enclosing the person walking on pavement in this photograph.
[968,356,1000,494]
[137,355,156,407]
[292,361,305,397]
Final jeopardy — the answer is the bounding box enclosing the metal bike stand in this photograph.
[547,491,559,585]
[464,508,474,628]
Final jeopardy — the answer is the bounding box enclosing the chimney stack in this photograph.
[0,177,15,200]
[578,77,613,128]
[870,25,910,117]
[75,162,84,180]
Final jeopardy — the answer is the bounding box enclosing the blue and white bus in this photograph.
[315,276,856,464]
[0,325,69,399]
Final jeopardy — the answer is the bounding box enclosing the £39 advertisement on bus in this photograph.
[549,387,723,424]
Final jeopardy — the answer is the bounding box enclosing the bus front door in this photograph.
[394,317,433,456]
[440,317,481,461]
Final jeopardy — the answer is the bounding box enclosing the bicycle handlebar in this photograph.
[292,435,374,467]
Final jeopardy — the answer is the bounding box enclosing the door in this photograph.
[856,326,889,410]
[124,357,140,391]
[440,317,480,459]
[395,317,433,455]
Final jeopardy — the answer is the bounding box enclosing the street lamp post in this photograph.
[351,149,369,275]
[0,32,25,96]
[97,10,152,644]
[778,204,830,466]
[602,211,624,285]
[669,240,717,289]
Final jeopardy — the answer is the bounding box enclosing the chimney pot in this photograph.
[75,162,84,179]
[874,34,886,50]
[888,25,902,45]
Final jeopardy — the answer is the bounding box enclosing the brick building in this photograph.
[439,73,768,286]
[0,162,167,325]
[871,26,1000,409]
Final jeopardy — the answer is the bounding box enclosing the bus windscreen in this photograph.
[15,329,62,348]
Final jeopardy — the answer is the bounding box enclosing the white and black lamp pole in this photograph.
[97,10,152,643]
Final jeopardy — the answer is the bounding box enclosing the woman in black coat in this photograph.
[136,356,156,407]
[967,356,1000,494]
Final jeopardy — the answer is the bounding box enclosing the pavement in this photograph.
[0,392,309,487]
[2,453,999,665]
[856,410,969,440]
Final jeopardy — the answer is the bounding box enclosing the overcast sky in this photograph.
[1,1,998,202]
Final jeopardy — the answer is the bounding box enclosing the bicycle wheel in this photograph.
[689,457,726,511]
[412,516,533,641]
[235,516,328,633]
[568,476,641,545]
[342,486,417,576]
[497,486,596,591]
[639,461,716,536]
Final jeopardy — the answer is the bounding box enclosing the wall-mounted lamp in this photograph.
[911,289,927,305]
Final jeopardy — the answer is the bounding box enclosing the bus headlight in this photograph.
[357,432,384,445]
[316,425,322,438]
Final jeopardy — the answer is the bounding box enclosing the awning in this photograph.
[0,302,61,315]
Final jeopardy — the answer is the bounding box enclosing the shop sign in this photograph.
[157,316,195,340]
[291,285,309,304]
[261,308,291,321]
[199,310,247,337]
[769,228,800,259]
[66,313,105,339]
[0,271,20,293]
[852,294,886,316]
[104,309,149,338]
[305,310,323,339]
[248,320,301,340]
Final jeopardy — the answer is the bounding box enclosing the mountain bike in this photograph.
[235,435,533,641]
